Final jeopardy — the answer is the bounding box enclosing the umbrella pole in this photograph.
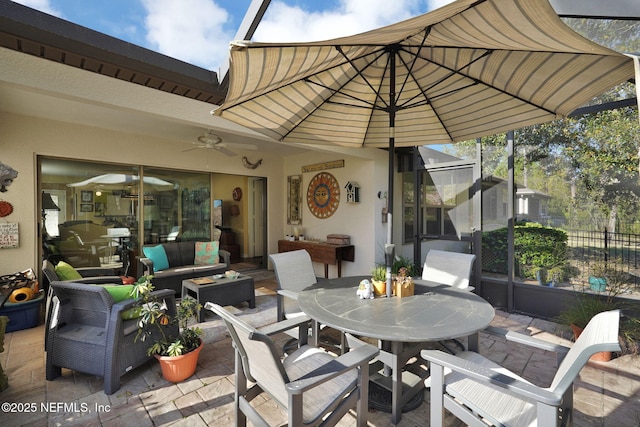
[385,50,396,299]
[385,141,395,298]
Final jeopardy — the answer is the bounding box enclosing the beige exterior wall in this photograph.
[0,47,397,279]
[281,148,390,278]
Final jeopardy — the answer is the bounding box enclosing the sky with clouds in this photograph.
[12,0,454,74]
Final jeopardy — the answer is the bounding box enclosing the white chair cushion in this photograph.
[445,351,537,427]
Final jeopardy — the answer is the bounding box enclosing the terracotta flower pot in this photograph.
[155,339,204,382]
[570,324,612,362]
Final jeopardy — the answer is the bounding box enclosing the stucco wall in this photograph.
[0,111,393,278]
[0,46,395,280]
[281,148,390,278]
[0,112,288,275]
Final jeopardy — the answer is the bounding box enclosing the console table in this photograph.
[277,240,355,278]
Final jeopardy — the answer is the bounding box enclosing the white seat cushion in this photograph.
[444,351,537,427]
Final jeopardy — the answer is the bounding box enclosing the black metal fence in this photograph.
[565,227,640,290]
[481,225,640,290]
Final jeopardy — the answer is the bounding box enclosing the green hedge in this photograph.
[482,222,568,279]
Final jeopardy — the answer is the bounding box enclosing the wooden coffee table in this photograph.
[181,275,256,322]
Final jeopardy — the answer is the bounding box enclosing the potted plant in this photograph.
[371,265,387,296]
[392,255,420,278]
[557,289,617,361]
[557,267,639,361]
[394,267,415,297]
[133,275,204,382]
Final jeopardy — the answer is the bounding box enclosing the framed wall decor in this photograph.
[307,172,340,219]
[0,222,19,249]
[287,174,302,225]
[80,203,93,212]
[94,201,106,216]
[81,190,93,203]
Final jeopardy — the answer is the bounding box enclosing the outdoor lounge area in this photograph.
[1,1,639,426]
[2,273,639,426]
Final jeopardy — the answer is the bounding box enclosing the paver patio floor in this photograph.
[1,272,639,426]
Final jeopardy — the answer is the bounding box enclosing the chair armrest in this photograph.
[218,249,230,267]
[421,349,562,406]
[77,267,119,277]
[111,298,138,316]
[277,289,299,301]
[258,315,311,336]
[138,257,153,275]
[111,288,175,315]
[484,326,570,363]
[286,343,379,395]
[74,276,123,284]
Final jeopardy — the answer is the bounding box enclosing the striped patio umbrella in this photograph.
[215,0,633,290]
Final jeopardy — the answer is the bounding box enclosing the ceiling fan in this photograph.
[183,131,257,157]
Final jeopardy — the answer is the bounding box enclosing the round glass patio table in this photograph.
[298,275,495,424]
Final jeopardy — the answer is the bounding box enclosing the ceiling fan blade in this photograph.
[181,146,200,152]
[225,142,258,151]
[215,146,237,157]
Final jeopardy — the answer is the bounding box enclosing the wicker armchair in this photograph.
[45,281,178,394]
[42,259,123,346]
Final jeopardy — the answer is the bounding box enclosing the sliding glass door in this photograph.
[40,157,267,276]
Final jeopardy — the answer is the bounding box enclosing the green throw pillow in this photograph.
[54,261,82,280]
[99,284,135,302]
[96,284,142,320]
[194,241,220,265]
[142,245,170,272]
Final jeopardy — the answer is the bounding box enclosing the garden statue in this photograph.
[356,279,374,299]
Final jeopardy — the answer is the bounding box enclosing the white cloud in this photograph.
[141,0,235,73]
[11,0,62,17]
[429,0,456,11]
[253,0,426,42]
[13,0,456,76]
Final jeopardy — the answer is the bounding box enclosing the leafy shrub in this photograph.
[482,222,569,280]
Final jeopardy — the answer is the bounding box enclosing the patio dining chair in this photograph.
[205,302,379,427]
[422,249,476,290]
[269,250,342,353]
[421,309,621,427]
[422,249,477,353]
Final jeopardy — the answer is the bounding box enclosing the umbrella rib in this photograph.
[393,29,432,112]
[395,48,491,111]
[334,45,391,110]
[402,47,558,117]
[303,78,388,112]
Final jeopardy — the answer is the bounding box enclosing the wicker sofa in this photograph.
[137,241,230,295]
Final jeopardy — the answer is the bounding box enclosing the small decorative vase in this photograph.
[155,339,203,382]
[371,279,386,296]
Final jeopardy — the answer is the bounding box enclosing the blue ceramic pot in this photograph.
[588,276,607,292]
